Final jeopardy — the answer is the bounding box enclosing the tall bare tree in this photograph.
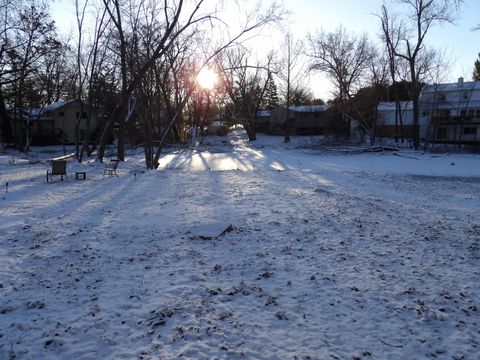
[3,1,61,152]
[277,32,305,137]
[307,26,376,136]
[378,5,407,142]
[75,0,110,162]
[218,48,274,141]
[307,26,375,104]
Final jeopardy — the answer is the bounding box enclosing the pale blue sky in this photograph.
[282,0,479,98]
[52,0,479,100]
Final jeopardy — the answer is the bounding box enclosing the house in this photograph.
[206,120,228,135]
[421,78,480,144]
[376,78,480,145]
[9,99,103,146]
[255,110,272,132]
[376,101,429,140]
[268,104,345,136]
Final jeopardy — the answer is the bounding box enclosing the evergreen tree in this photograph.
[473,53,480,81]
[263,76,279,110]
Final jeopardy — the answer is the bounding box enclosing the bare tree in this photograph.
[218,48,274,141]
[379,0,462,149]
[307,26,376,103]
[74,0,110,162]
[4,1,61,152]
[307,26,376,137]
[0,0,20,146]
[378,5,408,142]
[95,0,283,165]
[277,31,306,138]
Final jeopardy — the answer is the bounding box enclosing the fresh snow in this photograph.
[1,132,480,359]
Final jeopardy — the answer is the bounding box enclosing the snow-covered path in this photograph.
[1,138,480,359]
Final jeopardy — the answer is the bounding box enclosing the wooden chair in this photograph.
[103,159,120,176]
[46,160,67,182]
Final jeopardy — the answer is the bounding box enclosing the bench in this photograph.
[103,159,120,176]
[46,160,67,182]
[75,171,86,180]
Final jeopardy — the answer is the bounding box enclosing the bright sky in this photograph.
[52,0,480,101]
[281,0,480,99]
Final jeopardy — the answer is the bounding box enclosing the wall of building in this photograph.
[376,80,480,144]
[48,101,99,144]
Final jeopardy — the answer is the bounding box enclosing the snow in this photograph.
[1,132,480,359]
[44,99,76,112]
[422,80,480,93]
[289,104,331,113]
[377,101,412,112]
[257,110,271,117]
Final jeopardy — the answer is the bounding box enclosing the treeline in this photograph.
[0,0,464,165]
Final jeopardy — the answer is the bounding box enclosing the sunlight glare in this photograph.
[196,68,218,90]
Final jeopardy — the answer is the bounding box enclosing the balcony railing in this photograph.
[431,115,477,123]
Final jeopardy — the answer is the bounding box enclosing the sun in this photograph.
[196,67,218,90]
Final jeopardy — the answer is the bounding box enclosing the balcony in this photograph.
[431,115,475,124]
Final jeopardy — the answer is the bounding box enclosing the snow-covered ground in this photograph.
[1,132,480,359]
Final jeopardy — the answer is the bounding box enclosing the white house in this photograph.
[376,78,480,145]
[420,78,480,144]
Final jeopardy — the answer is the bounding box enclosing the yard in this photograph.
[1,133,480,359]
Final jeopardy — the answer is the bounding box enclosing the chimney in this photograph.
[458,77,464,87]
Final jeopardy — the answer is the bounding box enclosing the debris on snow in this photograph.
[190,222,234,240]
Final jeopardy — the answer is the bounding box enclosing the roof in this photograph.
[22,108,43,116]
[289,104,332,113]
[7,107,47,120]
[257,110,271,117]
[43,99,78,112]
[422,80,480,93]
[377,101,413,112]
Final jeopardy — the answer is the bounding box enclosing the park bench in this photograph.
[103,159,120,176]
[46,159,67,182]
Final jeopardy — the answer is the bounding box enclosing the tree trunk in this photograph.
[244,122,256,141]
[0,88,12,145]
[410,61,420,150]
[117,118,126,161]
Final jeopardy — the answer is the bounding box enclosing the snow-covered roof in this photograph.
[43,99,77,112]
[377,101,413,112]
[23,108,43,116]
[422,80,480,93]
[257,110,271,117]
[289,104,332,113]
[7,107,48,120]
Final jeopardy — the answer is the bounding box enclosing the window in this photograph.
[36,120,54,134]
[476,109,480,119]
[437,93,446,101]
[436,127,448,140]
[468,109,475,117]
[463,127,476,135]
[436,109,450,117]
[76,112,87,119]
[463,91,469,100]
[460,110,467,117]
